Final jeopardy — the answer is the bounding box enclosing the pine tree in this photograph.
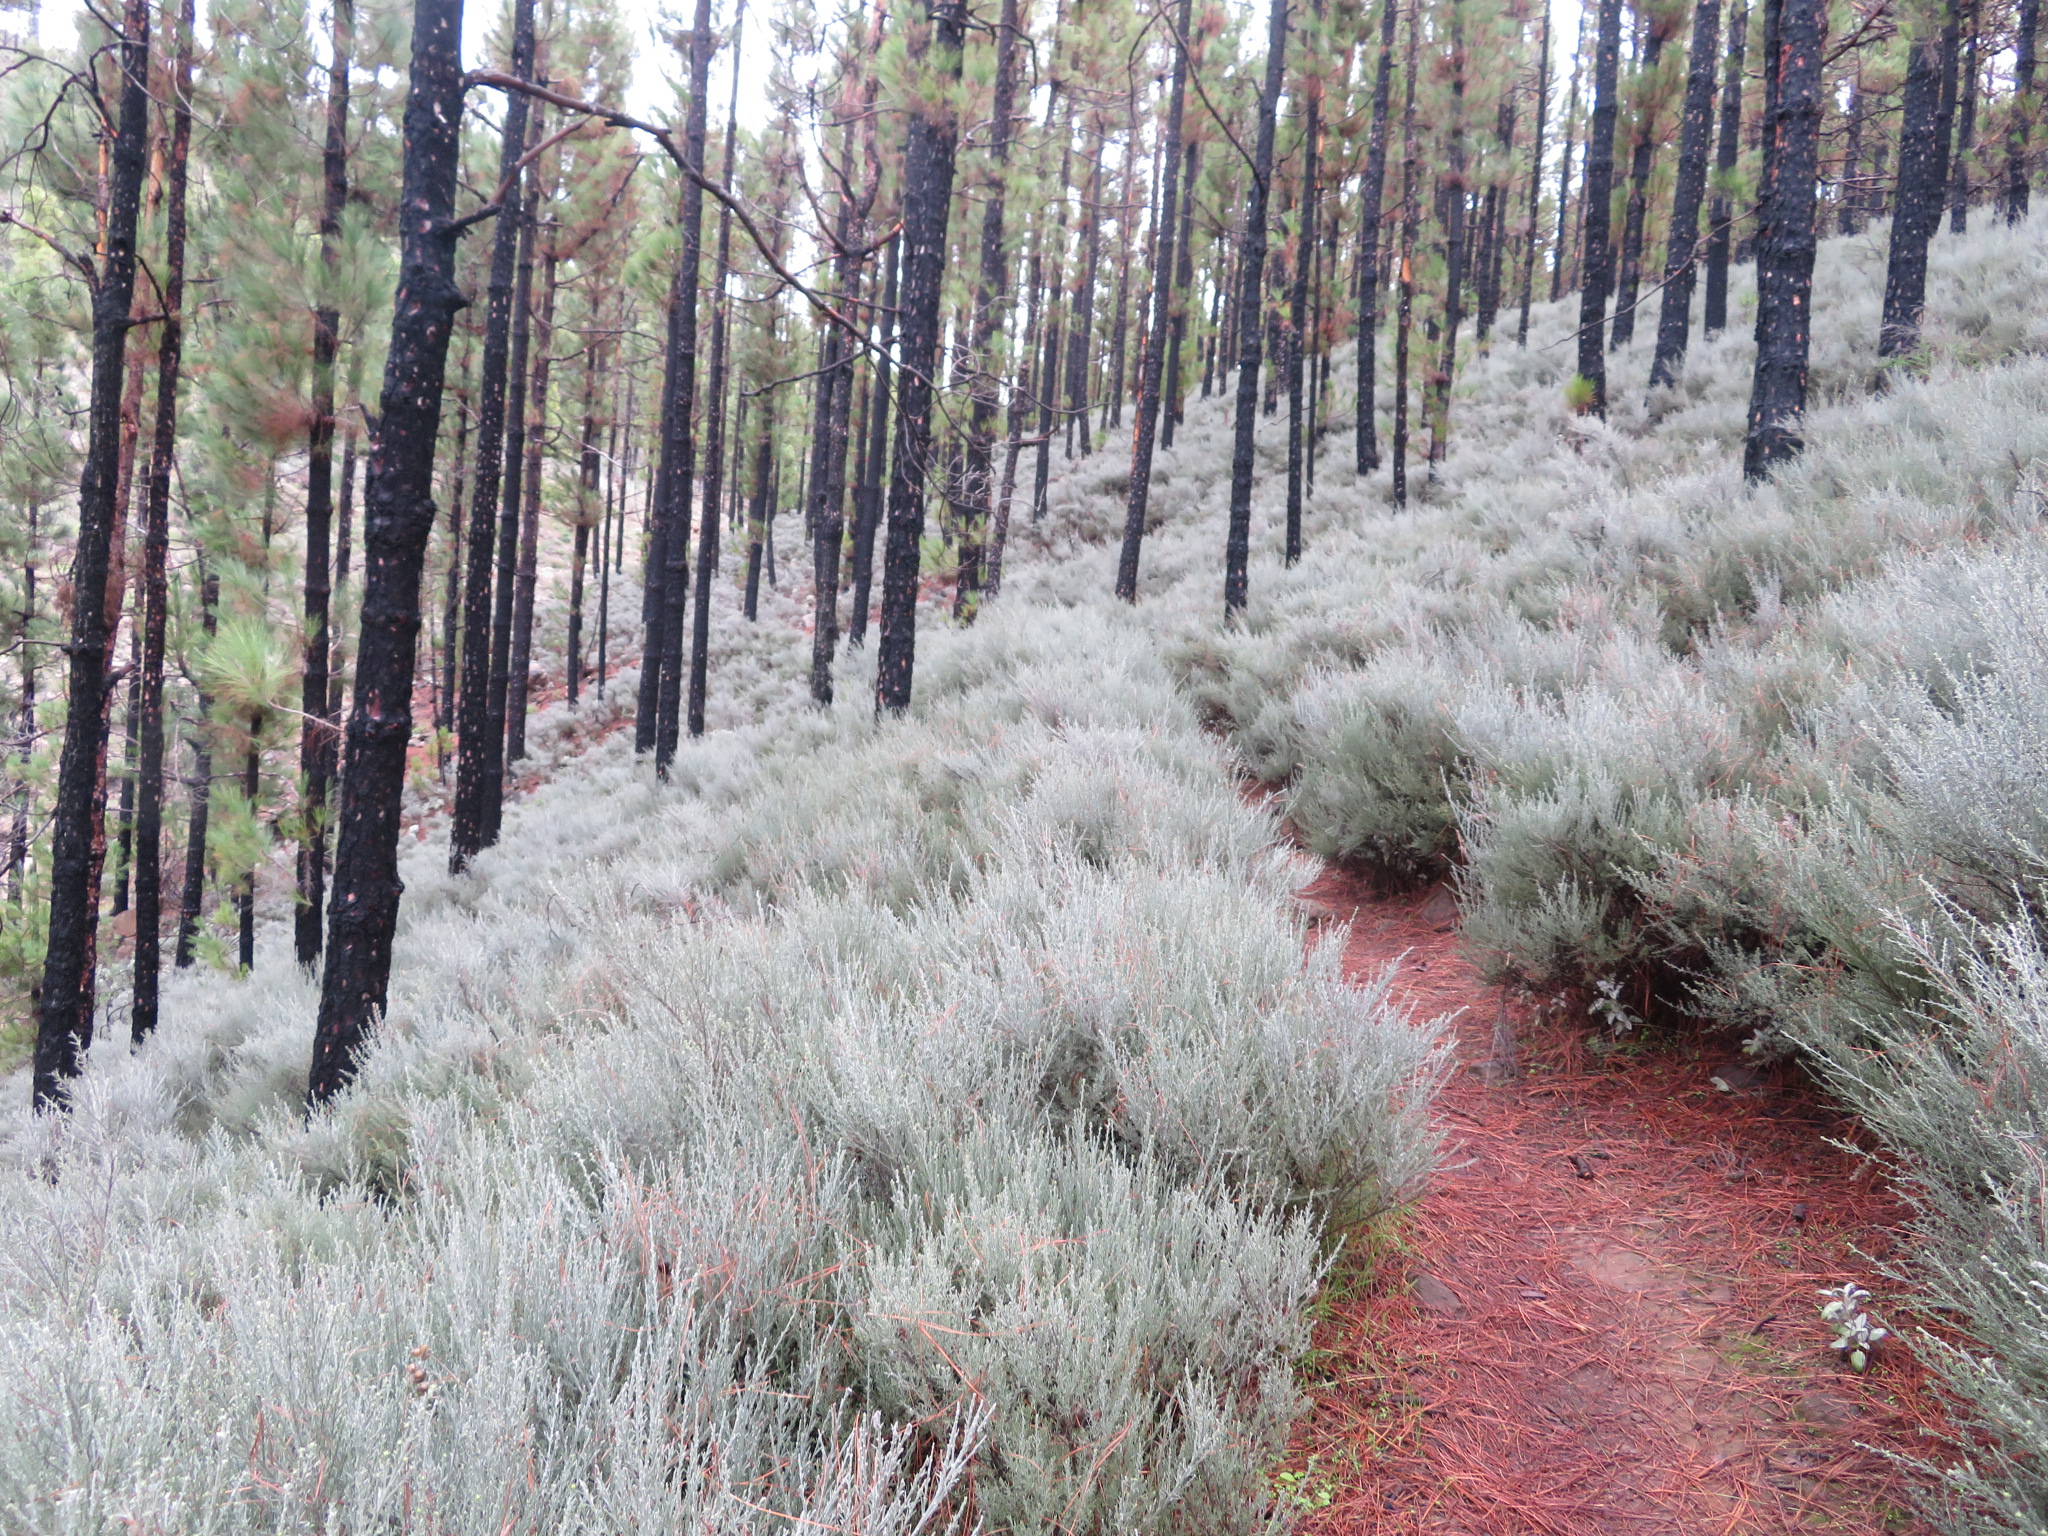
[1573,0,1624,416]
[32,0,151,1111]
[1648,0,1721,388]
[308,0,469,1104]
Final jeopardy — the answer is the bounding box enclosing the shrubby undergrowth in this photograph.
[2,582,1442,1529]
[1040,210,2044,1534]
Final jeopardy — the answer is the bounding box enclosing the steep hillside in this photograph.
[7,212,2047,1533]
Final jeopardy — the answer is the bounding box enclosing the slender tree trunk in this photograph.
[173,565,216,970]
[1116,0,1193,602]
[1285,84,1320,562]
[295,0,352,965]
[848,232,897,645]
[567,341,601,707]
[743,388,776,620]
[1742,0,1826,478]
[131,0,192,1042]
[1031,91,1073,522]
[1429,0,1469,471]
[450,0,534,870]
[1574,0,1624,416]
[2006,0,2039,221]
[1355,0,1397,468]
[1065,132,1104,459]
[804,206,860,708]
[1649,0,1723,389]
[1948,0,1978,231]
[1703,0,1745,333]
[1611,23,1669,348]
[690,1,745,731]
[308,0,467,1104]
[483,182,535,834]
[875,0,967,713]
[7,502,37,907]
[1879,5,1951,364]
[1222,0,1289,615]
[438,358,470,749]
[1839,70,1864,235]
[654,0,714,768]
[1392,9,1419,505]
[1552,5,1585,302]
[32,0,150,1111]
[956,0,1019,622]
[634,283,680,752]
[1517,0,1551,344]
[507,232,557,766]
[236,727,258,970]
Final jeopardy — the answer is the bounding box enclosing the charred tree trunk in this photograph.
[33,0,150,1110]
[1649,0,1723,388]
[956,0,1019,622]
[1948,0,1978,231]
[1064,132,1104,459]
[1222,0,1289,614]
[1517,0,1551,344]
[1703,0,1745,333]
[848,232,897,645]
[654,0,715,767]
[1162,141,1199,446]
[1116,0,1193,602]
[1610,23,1669,348]
[131,0,193,1042]
[308,0,468,1104]
[483,184,534,834]
[1285,85,1320,563]
[875,0,966,713]
[1356,0,1398,467]
[689,2,745,731]
[1391,1,1419,504]
[1742,0,1826,478]
[1879,5,1951,364]
[507,230,558,766]
[1429,0,1469,471]
[450,0,534,869]
[1574,0,1624,416]
[438,355,470,749]
[295,0,352,965]
[2006,0,2039,221]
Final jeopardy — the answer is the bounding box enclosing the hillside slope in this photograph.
[7,212,2047,1533]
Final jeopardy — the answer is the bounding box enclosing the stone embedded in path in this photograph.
[1791,1392,1862,1430]
[1410,1271,1465,1316]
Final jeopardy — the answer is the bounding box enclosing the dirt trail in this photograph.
[1286,868,1948,1536]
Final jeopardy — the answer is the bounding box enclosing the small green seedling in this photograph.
[1819,1281,1889,1373]
[1589,975,1641,1034]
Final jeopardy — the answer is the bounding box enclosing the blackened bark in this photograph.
[297,0,352,964]
[1392,2,1420,504]
[848,232,897,645]
[1649,0,1722,389]
[1162,141,1199,446]
[1429,1,1468,471]
[132,0,193,1042]
[1840,71,1864,235]
[507,234,557,765]
[654,0,714,768]
[805,216,858,707]
[1741,0,1826,479]
[690,4,744,730]
[1222,0,1289,615]
[1949,0,1977,231]
[1703,0,1745,333]
[1879,7,1949,363]
[1285,91,1320,562]
[2006,0,2039,221]
[1116,0,1193,602]
[1517,0,1552,345]
[568,346,600,705]
[439,361,469,741]
[634,280,683,751]
[956,0,1019,622]
[1551,7,1583,302]
[33,0,150,1110]
[483,191,534,834]
[874,0,966,712]
[449,0,535,870]
[1064,133,1103,459]
[308,0,468,1103]
[1610,21,1670,348]
[1574,0,1624,416]
[743,389,776,620]
[1356,0,1398,467]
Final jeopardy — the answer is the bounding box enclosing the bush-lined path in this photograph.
[1286,868,1950,1535]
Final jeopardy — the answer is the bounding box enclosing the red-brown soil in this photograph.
[1285,867,1949,1536]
